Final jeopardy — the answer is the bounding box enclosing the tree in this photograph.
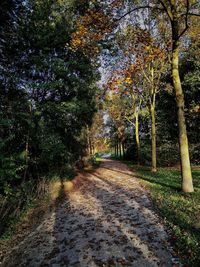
[60,0,199,191]
[105,91,127,159]
[156,0,198,192]
[138,36,167,172]
[112,0,199,190]
[114,24,168,170]
[0,0,98,190]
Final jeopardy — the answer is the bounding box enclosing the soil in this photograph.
[0,159,179,267]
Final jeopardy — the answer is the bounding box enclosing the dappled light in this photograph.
[63,181,74,192]
[1,160,175,267]
[0,0,199,266]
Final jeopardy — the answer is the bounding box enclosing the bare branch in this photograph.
[115,5,163,22]
[109,0,121,7]
[125,116,134,125]
[141,64,151,84]
[187,12,200,17]
[158,0,173,21]
[178,0,190,39]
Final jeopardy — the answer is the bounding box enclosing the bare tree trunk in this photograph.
[122,141,125,159]
[92,145,95,154]
[172,39,194,192]
[135,111,140,165]
[150,104,157,172]
[23,103,32,182]
[89,138,92,155]
[86,126,91,155]
[23,135,29,182]
[119,141,122,159]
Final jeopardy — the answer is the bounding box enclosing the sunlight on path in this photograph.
[1,160,176,267]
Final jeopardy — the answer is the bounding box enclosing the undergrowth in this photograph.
[0,168,76,240]
[0,156,98,241]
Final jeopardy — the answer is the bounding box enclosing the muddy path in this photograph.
[0,159,177,267]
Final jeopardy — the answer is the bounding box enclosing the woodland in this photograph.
[0,0,200,266]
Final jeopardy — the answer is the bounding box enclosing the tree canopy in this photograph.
[0,0,199,236]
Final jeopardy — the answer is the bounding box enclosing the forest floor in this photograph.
[0,159,179,267]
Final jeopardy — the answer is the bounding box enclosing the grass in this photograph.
[0,157,98,242]
[0,171,78,264]
[126,162,200,267]
[0,170,76,241]
[95,156,103,164]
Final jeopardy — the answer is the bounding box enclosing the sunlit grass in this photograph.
[126,162,200,266]
[95,156,103,162]
[0,172,76,242]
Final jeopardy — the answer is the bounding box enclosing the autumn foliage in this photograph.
[70,9,112,55]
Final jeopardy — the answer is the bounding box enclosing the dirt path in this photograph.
[1,160,177,267]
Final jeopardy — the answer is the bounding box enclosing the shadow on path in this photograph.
[39,159,173,266]
[2,159,174,267]
[100,165,181,191]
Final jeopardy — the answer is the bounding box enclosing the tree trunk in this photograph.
[89,139,92,155]
[122,141,125,159]
[172,41,194,192]
[135,111,140,165]
[86,126,91,155]
[150,104,157,172]
[23,135,29,182]
[119,141,122,158]
[92,145,95,154]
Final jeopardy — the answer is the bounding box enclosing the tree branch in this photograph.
[187,12,200,17]
[125,115,135,125]
[178,0,189,39]
[141,64,151,84]
[158,0,173,21]
[115,5,163,22]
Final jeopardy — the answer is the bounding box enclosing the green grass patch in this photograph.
[95,156,102,163]
[89,155,102,168]
[126,162,200,266]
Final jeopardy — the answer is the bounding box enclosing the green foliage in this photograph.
[181,45,200,144]
[125,141,200,167]
[189,144,200,165]
[0,0,98,235]
[0,180,38,236]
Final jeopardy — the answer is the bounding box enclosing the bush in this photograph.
[0,180,38,236]
[157,142,180,166]
[124,141,199,167]
[190,144,200,165]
